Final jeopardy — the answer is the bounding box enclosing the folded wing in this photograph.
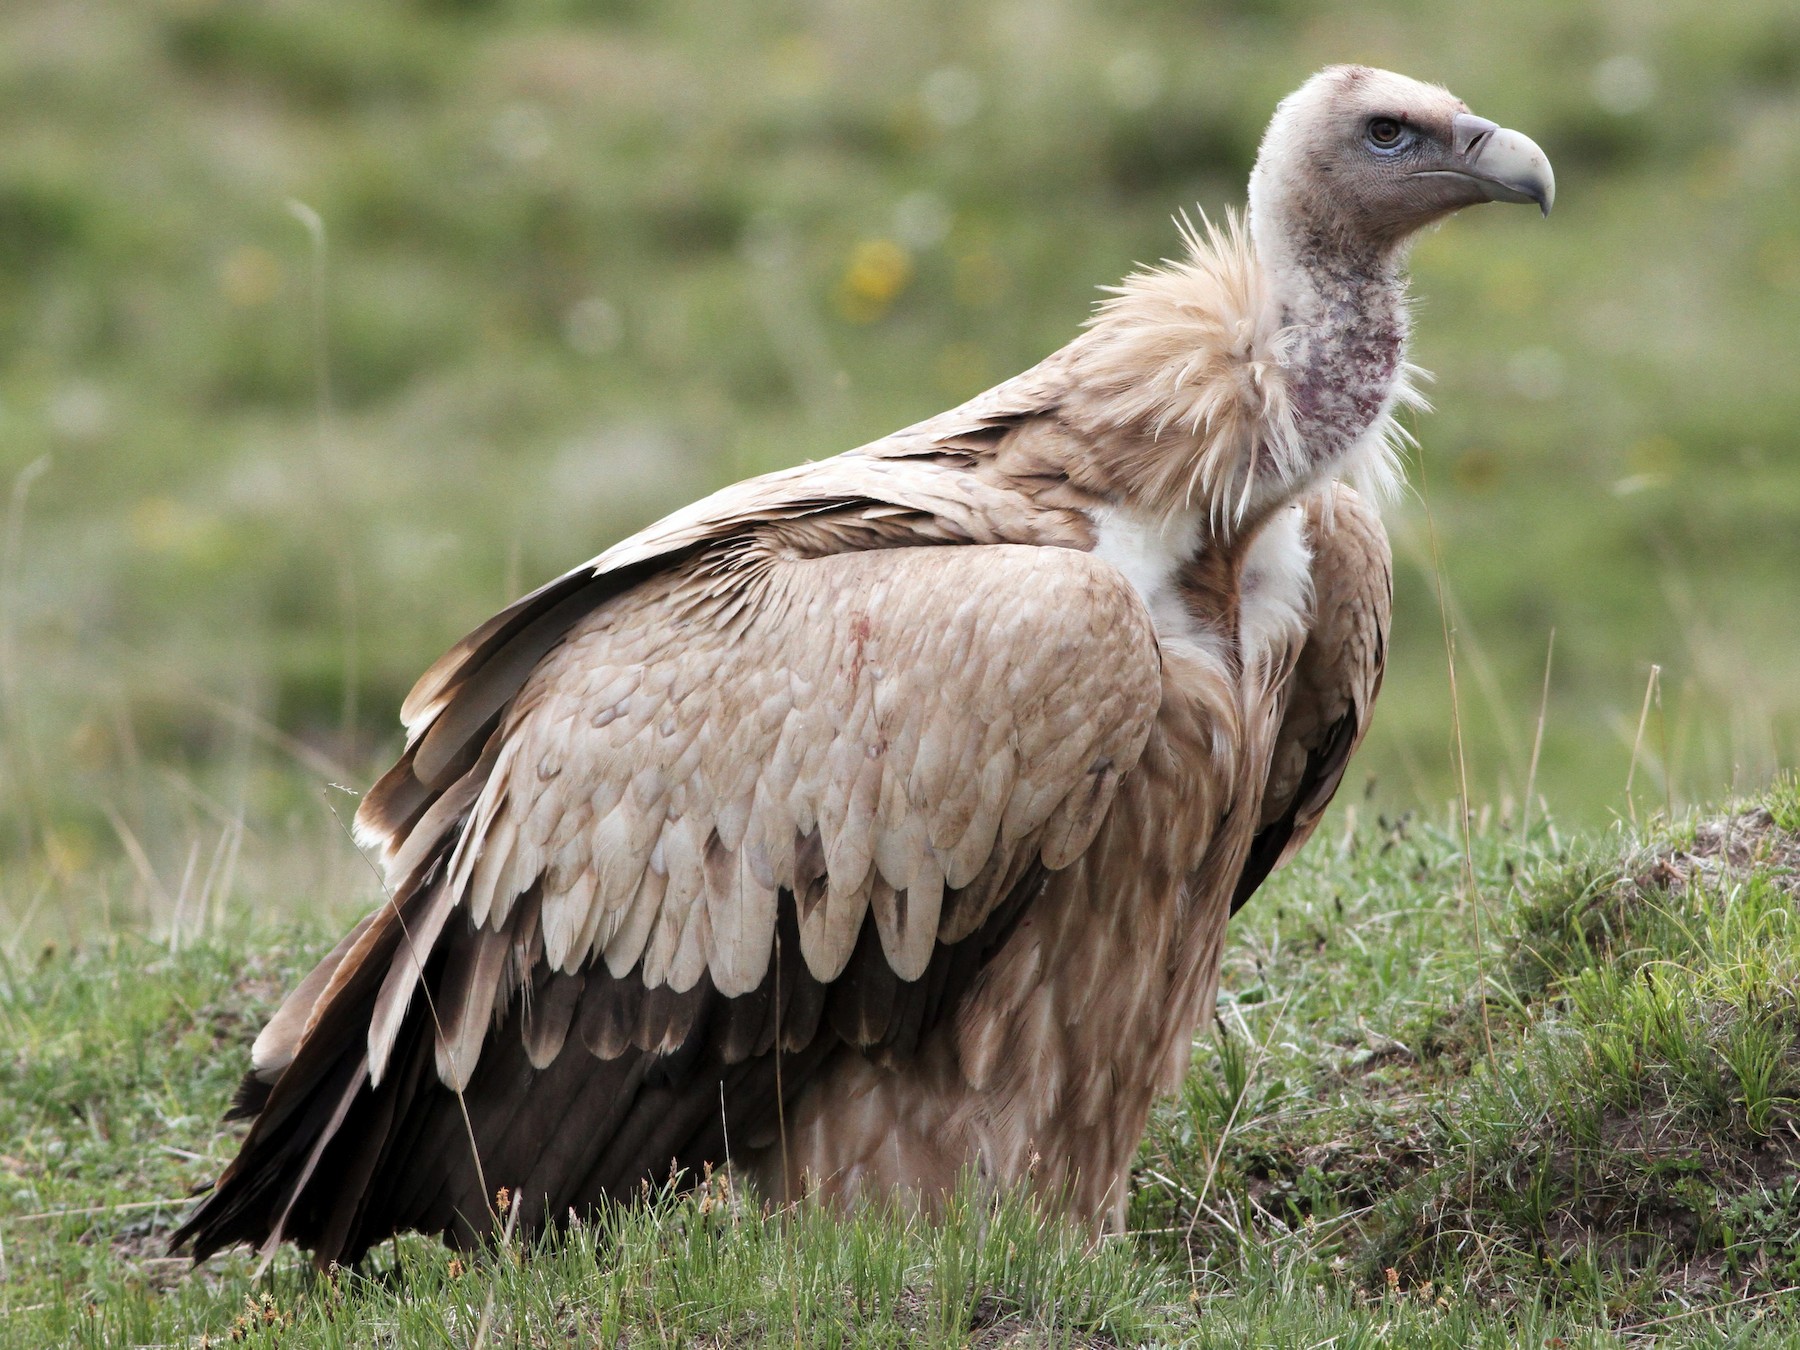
[176,496,1163,1264]
[393,539,1165,1084]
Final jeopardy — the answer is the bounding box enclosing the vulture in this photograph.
[176,66,1552,1265]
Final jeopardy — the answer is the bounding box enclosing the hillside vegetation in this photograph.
[5,786,1800,1345]
[4,1,1800,941]
[5,1,1800,1344]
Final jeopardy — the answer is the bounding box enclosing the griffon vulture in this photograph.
[176,66,1552,1265]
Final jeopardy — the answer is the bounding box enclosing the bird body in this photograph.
[176,66,1552,1265]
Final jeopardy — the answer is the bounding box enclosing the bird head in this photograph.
[1248,66,1553,268]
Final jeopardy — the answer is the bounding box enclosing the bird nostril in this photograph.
[1450,113,1500,158]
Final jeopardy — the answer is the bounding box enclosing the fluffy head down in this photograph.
[1249,65,1553,269]
[1057,65,1548,532]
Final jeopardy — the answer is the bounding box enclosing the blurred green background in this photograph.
[3,0,1799,936]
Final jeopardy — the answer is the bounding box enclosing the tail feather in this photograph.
[176,863,1043,1266]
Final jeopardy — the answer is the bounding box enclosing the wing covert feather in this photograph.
[491,544,1158,996]
[362,541,1161,1086]
[355,446,1087,874]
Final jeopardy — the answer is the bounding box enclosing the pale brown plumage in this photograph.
[1232,487,1391,911]
[176,66,1552,1265]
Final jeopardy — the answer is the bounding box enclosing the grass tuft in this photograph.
[8,798,1800,1343]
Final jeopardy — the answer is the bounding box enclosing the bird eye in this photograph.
[1366,117,1405,150]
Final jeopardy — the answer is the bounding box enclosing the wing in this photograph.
[1231,483,1390,912]
[351,390,1070,879]
[176,524,1162,1265]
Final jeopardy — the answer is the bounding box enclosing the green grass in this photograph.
[5,1,1800,1343]
[4,0,1800,906]
[8,788,1800,1345]
[1128,785,1800,1343]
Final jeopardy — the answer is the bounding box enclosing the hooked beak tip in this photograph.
[1461,119,1555,217]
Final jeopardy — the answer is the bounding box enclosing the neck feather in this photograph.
[1058,210,1415,536]
[1248,178,1413,491]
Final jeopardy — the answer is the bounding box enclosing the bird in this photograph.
[175,65,1552,1266]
